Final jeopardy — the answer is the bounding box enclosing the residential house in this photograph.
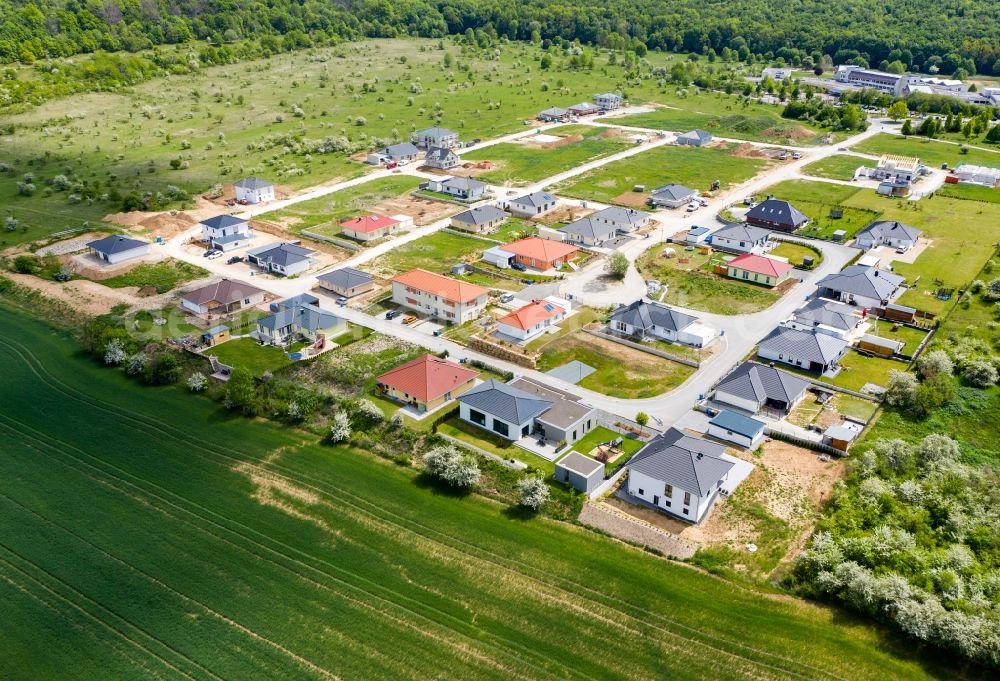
[626,428,735,523]
[675,129,713,147]
[854,220,922,251]
[254,299,346,345]
[270,293,319,312]
[559,216,617,246]
[876,180,912,198]
[871,155,921,183]
[568,102,601,117]
[554,452,605,494]
[686,226,711,244]
[375,354,479,413]
[707,410,766,449]
[246,242,315,276]
[590,206,650,233]
[450,205,507,234]
[726,253,794,288]
[316,267,375,298]
[593,93,623,110]
[87,235,150,264]
[815,265,905,308]
[609,299,716,347]
[710,223,772,254]
[952,164,1000,187]
[339,215,400,242]
[713,361,811,415]
[422,176,489,201]
[383,142,420,162]
[423,146,461,170]
[745,199,809,232]
[496,298,568,342]
[502,237,578,272]
[411,127,459,149]
[508,377,596,445]
[784,298,863,339]
[233,177,274,204]
[505,191,558,218]
[200,214,252,252]
[649,184,699,208]
[391,269,490,324]
[757,326,850,375]
[181,279,266,315]
[538,107,570,122]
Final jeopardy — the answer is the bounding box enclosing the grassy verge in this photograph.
[99,259,208,293]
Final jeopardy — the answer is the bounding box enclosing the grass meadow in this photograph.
[0,307,966,680]
[850,134,1000,169]
[801,154,866,181]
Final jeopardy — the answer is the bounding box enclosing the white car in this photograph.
[685,202,699,212]
[206,250,224,260]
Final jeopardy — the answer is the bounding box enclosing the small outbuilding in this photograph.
[858,334,904,357]
[202,325,231,347]
[554,452,605,494]
[707,410,766,449]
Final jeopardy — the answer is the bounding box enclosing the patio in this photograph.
[514,434,565,461]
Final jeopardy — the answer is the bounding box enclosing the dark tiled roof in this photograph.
[629,428,733,496]
[87,235,148,255]
[714,361,810,408]
[457,379,552,424]
[610,300,697,333]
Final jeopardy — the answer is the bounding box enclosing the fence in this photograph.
[583,327,700,367]
[300,229,361,252]
[763,424,846,456]
[441,228,503,245]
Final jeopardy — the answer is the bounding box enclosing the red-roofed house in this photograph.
[501,237,578,272]
[496,299,568,341]
[726,253,794,288]
[391,269,490,323]
[376,354,479,413]
[340,214,400,242]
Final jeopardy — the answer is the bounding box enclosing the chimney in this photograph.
[873,270,879,277]
[696,453,704,460]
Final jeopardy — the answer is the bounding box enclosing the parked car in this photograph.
[336,296,348,306]
[697,198,709,207]
[402,314,417,325]
[386,161,398,169]
[385,309,401,320]
[499,293,515,303]
[895,245,908,254]
[203,249,216,257]
[207,250,224,260]
[510,262,527,272]
[685,202,699,212]
[792,152,802,159]
[227,256,244,264]
[397,159,409,167]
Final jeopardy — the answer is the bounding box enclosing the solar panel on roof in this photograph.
[543,303,555,312]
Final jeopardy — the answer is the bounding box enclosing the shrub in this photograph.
[104,338,127,365]
[962,359,998,388]
[354,398,384,422]
[517,477,550,510]
[604,252,629,279]
[187,372,208,392]
[328,411,351,443]
[4,216,17,231]
[125,352,148,376]
[916,350,953,379]
[984,277,1000,302]
[884,370,918,407]
[53,267,73,282]
[423,445,480,488]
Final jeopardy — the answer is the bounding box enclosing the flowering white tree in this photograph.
[186,372,208,392]
[423,445,480,488]
[104,338,127,365]
[516,477,549,510]
[328,411,351,443]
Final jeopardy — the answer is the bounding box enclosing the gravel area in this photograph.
[579,502,697,559]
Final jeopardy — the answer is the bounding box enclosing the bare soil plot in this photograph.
[374,192,460,225]
[610,191,653,208]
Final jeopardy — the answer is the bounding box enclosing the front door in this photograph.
[522,425,530,437]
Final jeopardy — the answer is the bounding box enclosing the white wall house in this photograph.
[200,214,251,252]
[710,224,771,254]
[233,177,275,204]
[706,411,766,449]
[391,269,490,324]
[246,242,315,276]
[609,300,716,347]
[495,299,569,342]
[87,235,150,264]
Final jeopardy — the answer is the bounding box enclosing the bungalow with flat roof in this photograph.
[713,361,810,415]
[815,265,905,308]
[505,191,558,218]
[953,163,1000,187]
[726,253,794,288]
[784,298,862,339]
[854,220,922,251]
[383,142,420,162]
[649,184,699,209]
[234,177,274,204]
[423,146,460,170]
[710,223,771,254]
[423,176,488,201]
[757,326,850,375]
[450,205,507,234]
[707,410,766,449]
[316,267,375,298]
[254,300,346,345]
[200,214,251,252]
[87,235,150,264]
[686,226,711,244]
[391,269,490,324]
[496,299,568,342]
[745,199,809,233]
[412,127,459,149]
[482,246,516,269]
[676,130,713,147]
[554,452,605,494]
[502,237,578,272]
[246,242,315,276]
[538,107,570,122]
[375,354,479,413]
[339,214,400,242]
[508,377,596,446]
[627,428,735,523]
[609,299,716,347]
[181,279,266,315]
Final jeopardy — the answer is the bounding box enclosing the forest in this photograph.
[2,0,1000,75]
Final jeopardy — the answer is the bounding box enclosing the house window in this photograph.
[682,508,689,515]
[638,488,644,496]
[571,430,577,441]
[665,484,673,497]
[492,420,509,437]
[683,491,691,505]
[469,409,486,426]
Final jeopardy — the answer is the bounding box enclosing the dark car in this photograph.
[385,309,401,320]
[510,262,527,272]
[227,255,244,264]
[203,249,216,257]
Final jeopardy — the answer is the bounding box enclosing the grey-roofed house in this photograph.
[554,452,605,494]
[745,199,809,233]
[181,279,266,315]
[854,220,922,251]
[785,298,862,339]
[710,223,772,254]
[686,226,711,244]
[757,326,849,375]
[254,298,346,345]
[508,377,595,445]
[412,127,459,149]
[246,242,315,276]
[423,146,460,170]
[816,265,905,309]
[317,267,375,298]
[609,299,716,347]
[568,102,601,116]
[593,93,623,110]
[87,235,150,265]
[538,107,570,122]
[707,410,766,449]
[458,379,553,441]
[234,176,275,204]
[676,129,713,147]
[505,191,558,218]
[383,142,420,162]
[423,176,489,201]
[626,428,735,522]
[450,205,507,234]
[559,216,617,247]
[200,214,251,252]
[590,206,650,233]
[713,361,810,415]
[649,184,699,208]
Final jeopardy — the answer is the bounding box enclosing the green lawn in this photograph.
[462,127,632,186]
[551,143,770,204]
[436,414,556,474]
[0,307,969,680]
[935,182,1000,204]
[367,230,489,276]
[523,307,601,353]
[758,180,878,240]
[801,154,865,181]
[850,134,1000,169]
[769,241,821,267]
[863,319,929,355]
[481,217,538,244]
[778,350,906,393]
[99,259,208,293]
[568,426,646,475]
[206,337,307,376]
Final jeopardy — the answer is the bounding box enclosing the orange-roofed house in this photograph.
[496,299,569,341]
[339,214,400,242]
[501,237,578,272]
[726,253,795,288]
[391,269,490,323]
[375,354,480,413]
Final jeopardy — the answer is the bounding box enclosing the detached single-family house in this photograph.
[391,269,490,324]
[181,279,266,315]
[559,216,617,247]
[450,205,507,234]
[710,224,772,254]
[871,155,921,183]
[316,267,375,298]
[952,164,1000,187]
[855,221,922,251]
[538,107,570,122]
[422,176,489,201]
[757,326,850,375]
[502,237,578,272]
[649,184,699,208]
[375,354,479,414]
[200,214,252,252]
[383,142,420,162]
[496,298,568,342]
[815,265,905,308]
[254,299,347,345]
[234,177,275,204]
[423,146,461,170]
[713,361,811,415]
[554,452,605,494]
[593,93,623,110]
[609,299,716,347]
[246,242,315,276]
[412,127,459,149]
[676,129,713,147]
[707,410,766,449]
[590,206,650,233]
[505,192,558,218]
[339,214,400,242]
[626,428,735,523]
[726,253,794,288]
[785,298,863,339]
[568,102,601,117]
[745,199,809,233]
[87,235,150,264]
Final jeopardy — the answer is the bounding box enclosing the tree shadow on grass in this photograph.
[411,472,475,499]
[501,505,539,522]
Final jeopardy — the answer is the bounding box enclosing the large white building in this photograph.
[200,214,251,252]
[834,65,909,96]
[391,269,490,324]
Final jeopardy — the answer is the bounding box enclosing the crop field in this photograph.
[850,134,1000,169]
[551,143,771,204]
[801,154,866,181]
[0,308,958,680]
